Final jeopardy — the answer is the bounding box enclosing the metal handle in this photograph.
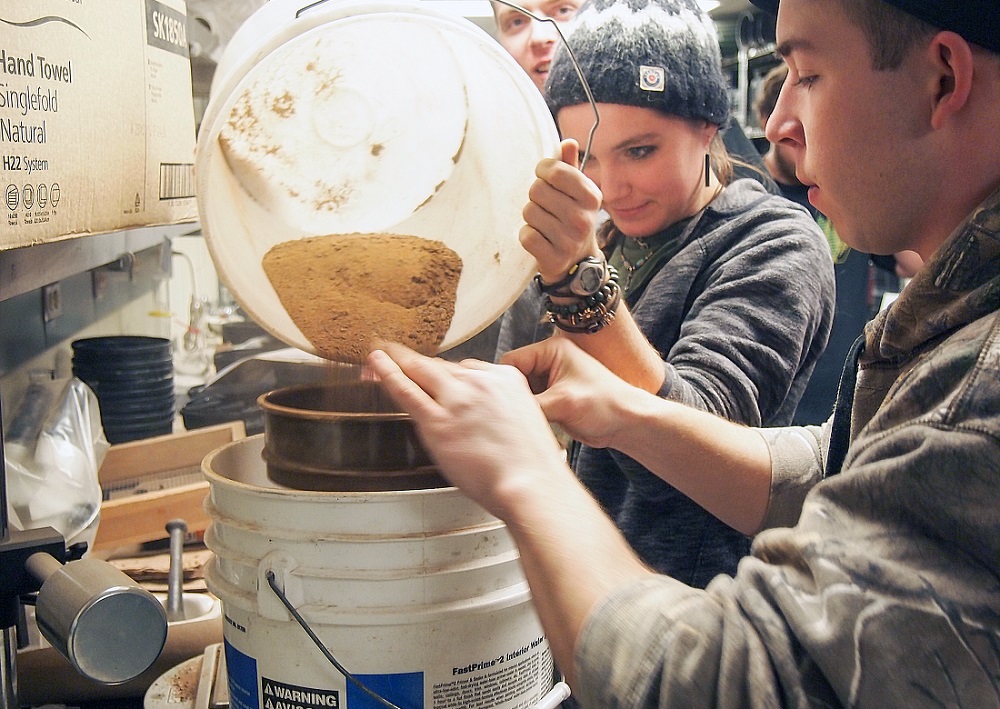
[534,681,572,708]
[491,0,600,170]
[166,518,188,622]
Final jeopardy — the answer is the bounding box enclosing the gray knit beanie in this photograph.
[545,0,730,126]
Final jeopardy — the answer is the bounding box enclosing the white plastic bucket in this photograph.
[203,436,556,709]
[195,0,561,357]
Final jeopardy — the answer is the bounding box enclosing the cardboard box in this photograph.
[1,0,197,249]
[93,421,245,552]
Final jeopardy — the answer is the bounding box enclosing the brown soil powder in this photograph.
[262,233,462,363]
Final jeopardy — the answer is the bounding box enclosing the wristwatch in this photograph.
[537,256,608,297]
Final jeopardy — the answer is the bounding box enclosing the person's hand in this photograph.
[369,343,658,685]
[894,250,924,279]
[521,139,604,283]
[365,344,570,517]
[502,337,647,450]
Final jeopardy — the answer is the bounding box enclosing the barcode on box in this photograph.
[159,162,195,199]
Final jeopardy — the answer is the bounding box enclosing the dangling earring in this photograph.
[704,153,711,188]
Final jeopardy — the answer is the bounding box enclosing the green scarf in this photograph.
[608,216,693,299]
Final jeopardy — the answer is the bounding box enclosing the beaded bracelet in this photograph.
[540,268,622,334]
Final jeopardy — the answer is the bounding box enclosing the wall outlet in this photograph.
[42,282,62,322]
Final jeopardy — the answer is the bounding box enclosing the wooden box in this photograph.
[93,421,245,552]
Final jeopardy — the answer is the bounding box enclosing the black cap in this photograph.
[749,0,1000,55]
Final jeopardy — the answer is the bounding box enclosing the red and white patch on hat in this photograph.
[639,65,665,92]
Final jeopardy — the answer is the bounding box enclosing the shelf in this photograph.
[0,223,197,303]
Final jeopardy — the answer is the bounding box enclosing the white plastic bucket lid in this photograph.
[196,0,560,357]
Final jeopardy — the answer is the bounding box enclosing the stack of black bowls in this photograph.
[72,336,175,444]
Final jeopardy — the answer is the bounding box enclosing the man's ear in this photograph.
[928,31,974,130]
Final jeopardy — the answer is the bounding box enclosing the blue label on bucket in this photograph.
[223,639,423,709]
[225,640,260,709]
[348,672,423,708]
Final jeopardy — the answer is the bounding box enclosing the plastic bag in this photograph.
[4,377,109,550]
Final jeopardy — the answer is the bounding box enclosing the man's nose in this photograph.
[765,84,804,148]
[529,17,560,44]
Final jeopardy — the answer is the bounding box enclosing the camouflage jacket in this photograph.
[574,185,1000,708]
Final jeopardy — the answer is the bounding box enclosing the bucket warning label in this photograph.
[263,677,339,709]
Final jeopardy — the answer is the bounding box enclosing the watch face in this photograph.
[578,266,603,294]
[572,259,605,295]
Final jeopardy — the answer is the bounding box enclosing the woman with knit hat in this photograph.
[499,0,835,586]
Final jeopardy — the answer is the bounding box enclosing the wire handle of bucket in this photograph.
[490,0,599,171]
[293,0,599,171]
[265,570,406,709]
[295,0,332,18]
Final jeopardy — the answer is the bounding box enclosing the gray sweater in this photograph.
[574,185,1000,708]
[501,179,836,585]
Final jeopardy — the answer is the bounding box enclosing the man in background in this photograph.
[491,0,583,93]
